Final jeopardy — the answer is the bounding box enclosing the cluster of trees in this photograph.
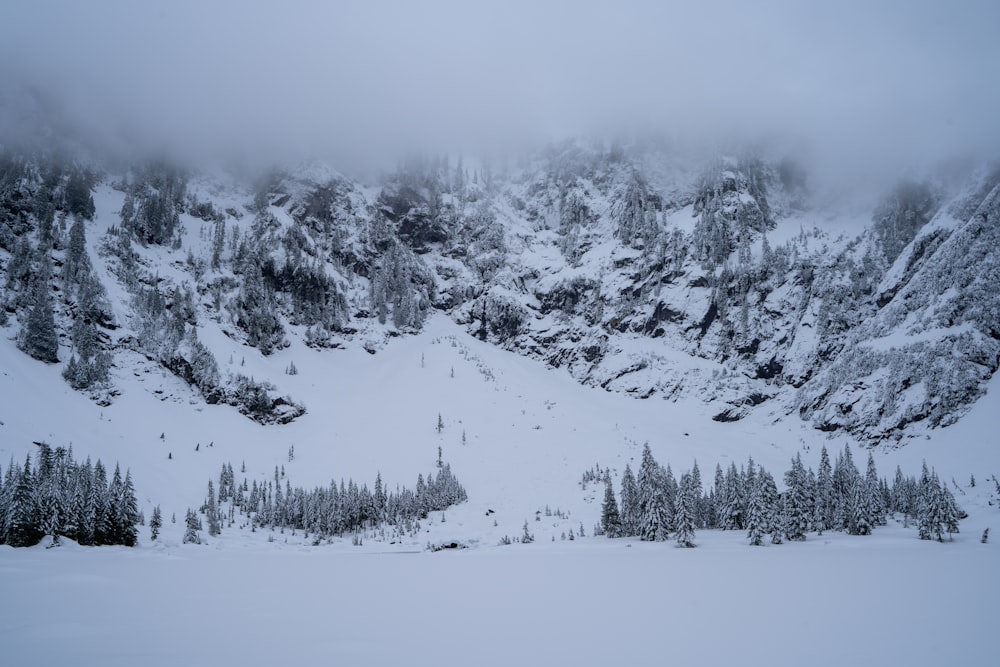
[0,153,95,234]
[691,158,774,269]
[105,181,305,424]
[186,458,468,543]
[62,217,114,388]
[0,151,113,388]
[369,243,434,330]
[119,165,186,246]
[260,254,349,334]
[0,444,140,547]
[872,180,939,264]
[597,444,964,547]
[593,446,701,548]
[222,207,355,351]
[612,174,661,250]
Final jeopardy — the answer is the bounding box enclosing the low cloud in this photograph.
[1,0,997,174]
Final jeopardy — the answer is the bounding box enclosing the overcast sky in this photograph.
[1,0,998,171]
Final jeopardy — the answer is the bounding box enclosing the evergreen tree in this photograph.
[64,168,95,220]
[6,455,41,547]
[690,460,705,528]
[674,473,697,548]
[719,463,745,530]
[662,464,678,526]
[815,445,834,533]
[18,253,59,363]
[864,452,885,526]
[783,454,811,541]
[636,443,662,533]
[891,465,909,517]
[619,464,639,536]
[709,463,726,528]
[150,505,162,541]
[832,445,859,531]
[89,460,111,545]
[640,488,670,542]
[211,218,226,269]
[373,472,387,521]
[0,460,8,543]
[236,258,283,355]
[63,217,89,289]
[747,469,779,546]
[6,235,33,295]
[521,520,534,544]
[183,508,202,544]
[917,464,941,541]
[106,464,137,545]
[940,482,962,540]
[849,479,873,536]
[206,480,221,537]
[600,480,621,538]
[108,464,124,543]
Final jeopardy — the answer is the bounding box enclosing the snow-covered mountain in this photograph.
[2,142,998,445]
[2,141,999,667]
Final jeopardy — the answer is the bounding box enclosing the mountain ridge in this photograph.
[1,142,997,446]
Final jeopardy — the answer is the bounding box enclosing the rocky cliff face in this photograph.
[1,144,997,443]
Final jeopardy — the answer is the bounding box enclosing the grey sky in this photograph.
[1,0,998,170]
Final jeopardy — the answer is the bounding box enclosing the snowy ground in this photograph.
[2,313,998,665]
[2,527,994,667]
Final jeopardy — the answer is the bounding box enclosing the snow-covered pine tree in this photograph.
[709,463,726,529]
[719,463,745,530]
[600,480,622,538]
[674,472,696,548]
[783,454,811,541]
[619,464,639,536]
[5,455,41,547]
[891,465,909,518]
[235,256,284,355]
[917,464,943,541]
[940,480,962,540]
[183,508,202,544]
[18,252,59,363]
[849,478,873,536]
[521,520,534,544]
[662,464,678,526]
[107,464,124,543]
[746,469,775,546]
[636,443,663,536]
[108,465,139,546]
[864,452,885,526]
[64,167,95,220]
[374,472,387,522]
[832,445,859,531]
[815,445,834,533]
[150,505,162,541]
[690,460,705,528]
[640,489,670,542]
[206,480,221,537]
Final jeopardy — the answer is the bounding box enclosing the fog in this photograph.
[1,0,998,174]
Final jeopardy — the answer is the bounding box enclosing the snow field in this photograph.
[1,529,994,667]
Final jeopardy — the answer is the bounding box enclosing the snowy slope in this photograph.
[1,309,997,667]
[1,145,999,525]
[2,310,998,546]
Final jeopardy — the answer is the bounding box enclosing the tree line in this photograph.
[594,443,964,547]
[183,458,468,544]
[0,444,139,547]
